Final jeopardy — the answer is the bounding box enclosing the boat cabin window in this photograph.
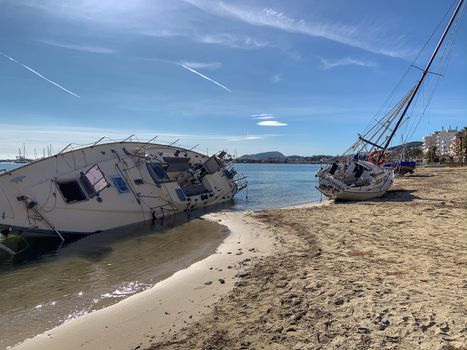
[57,180,87,203]
[146,163,170,184]
[163,157,191,172]
[204,156,222,174]
[175,188,186,201]
[112,176,130,193]
[80,164,109,197]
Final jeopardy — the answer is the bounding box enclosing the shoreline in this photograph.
[13,211,277,350]
[12,167,467,350]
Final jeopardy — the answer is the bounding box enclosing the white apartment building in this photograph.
[422,128,458,156]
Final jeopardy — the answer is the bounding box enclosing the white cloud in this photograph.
[257,120,287,126]
[179,61,222,70]
[226,135,264,141]
[12,1,274,51]
[320,57,377,70]
[270,73,281,83]
[251,114,274,120]
[184,0,412,58]
[39,39,116,54]
[196,33,272,49]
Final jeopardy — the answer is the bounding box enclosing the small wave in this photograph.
[101,281,152,299]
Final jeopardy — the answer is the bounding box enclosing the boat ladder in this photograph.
[19,196,65,242]
[32,207,65,242]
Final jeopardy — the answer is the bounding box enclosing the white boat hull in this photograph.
[317,161,394,201]
[0,142,242,236]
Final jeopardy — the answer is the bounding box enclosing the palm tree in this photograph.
[427,146,438,163]
[460,127,467,164]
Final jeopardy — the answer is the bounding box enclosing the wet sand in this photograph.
[14,167,466,350]
[14,213,276,350]
[149,167,467,350]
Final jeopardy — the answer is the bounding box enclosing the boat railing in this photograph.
[234,175,248,192]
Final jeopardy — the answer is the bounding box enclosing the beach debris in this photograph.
[218,278,225,284]
[379,319,391,330]
[357,327,370,334]
[384,335,400,343]
[237,272,250,278]
[334,298,344,306]
[421,320,436,332]
[204,281,213,286]
[439,322,450,333]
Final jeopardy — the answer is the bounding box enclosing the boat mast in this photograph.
[379,0,465,159]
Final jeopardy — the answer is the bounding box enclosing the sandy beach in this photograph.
[149,167,466,350]
[14,167,466,350]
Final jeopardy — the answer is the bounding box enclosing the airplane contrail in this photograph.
[0,51,80,98]
[180,64,231,93]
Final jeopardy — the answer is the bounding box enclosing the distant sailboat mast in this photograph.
[378,0,465,161]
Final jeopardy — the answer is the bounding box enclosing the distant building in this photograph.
[422,127,458,157]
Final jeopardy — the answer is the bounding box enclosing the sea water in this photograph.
[0,162,322,348]
[233,163,323,210]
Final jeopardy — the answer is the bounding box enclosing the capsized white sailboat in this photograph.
[0,140,246,241]
[317,0,465,201]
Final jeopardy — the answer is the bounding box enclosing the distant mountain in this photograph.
[389,141,423,151]
[236,141,423,164]
[238,151,286,160]
[237,151,334,164]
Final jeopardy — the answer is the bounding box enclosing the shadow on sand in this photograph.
[333,189,418,204]
[380,189,418,202]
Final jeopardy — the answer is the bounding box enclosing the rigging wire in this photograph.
[403,3,465,146]
[395,2,465,162]
[346,0,465,161]
[357,0,460,143]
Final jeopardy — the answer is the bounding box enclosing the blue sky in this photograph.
[0,0,466,158]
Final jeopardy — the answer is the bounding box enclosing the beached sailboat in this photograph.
[317,0,465,200]
[0,139,246,242]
